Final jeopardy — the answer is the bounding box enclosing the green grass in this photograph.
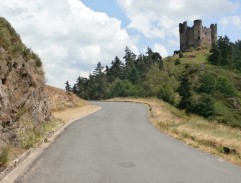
[163,48,241,128]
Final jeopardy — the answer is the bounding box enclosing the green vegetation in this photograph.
[66,37,241,128]
[0,17,42,67]
[17,120,63,149]
[0,147,9,167]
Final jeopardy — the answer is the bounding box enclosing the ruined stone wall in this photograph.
[201,27,212,46]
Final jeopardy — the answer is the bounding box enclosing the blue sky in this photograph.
[81,0,241,51]
[0,0,241,88]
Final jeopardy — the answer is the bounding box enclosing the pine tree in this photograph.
[65,81,72,92]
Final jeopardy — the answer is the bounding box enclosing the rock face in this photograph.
[0,17,51,146]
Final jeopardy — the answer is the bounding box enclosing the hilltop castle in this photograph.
[179,20,217,51]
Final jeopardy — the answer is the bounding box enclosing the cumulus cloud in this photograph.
[117,0,239,39]
[0,0,137,88]
[220,16,241,29]
[153,44,168,58]
[117,0,239,55]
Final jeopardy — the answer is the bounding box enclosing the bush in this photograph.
[17,121,43,149]
[179,52,184,58]
[180,94,215,118]
[199,72,216,94]
[109,79,140,98]
[215,78,236,97]
[175,58,181,65]
[158,85,176,105]
[0,147,9,167]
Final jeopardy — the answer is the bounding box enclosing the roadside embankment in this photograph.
[0,86,101,182]
[108,98,241,167]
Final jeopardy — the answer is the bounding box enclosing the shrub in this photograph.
[199,72,216,94]
[179,52,184,58]
[158,85,176,105]
[175,58,181,65]
[181,94,215,118]
[0,147,9,167]
[215,78,236,97]
[17,121,43,149]
[110,79,140,97]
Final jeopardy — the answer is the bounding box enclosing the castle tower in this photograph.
[179,21,187,51]
[210,24,217,45]
[193,19,202,47]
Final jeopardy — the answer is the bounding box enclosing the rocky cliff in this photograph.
[0,17,51,146]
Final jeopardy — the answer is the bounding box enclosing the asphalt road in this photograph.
[18,102,241,183]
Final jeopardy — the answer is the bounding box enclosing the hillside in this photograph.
[164,47,241,127]
[0,17,51,147]
[0,17,89,169]
[69,43,241,128]
[44,85,87,112]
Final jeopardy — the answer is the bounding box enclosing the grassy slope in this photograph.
[164,47,241,127]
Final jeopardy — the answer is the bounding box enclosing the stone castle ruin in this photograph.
[179,19,217,51]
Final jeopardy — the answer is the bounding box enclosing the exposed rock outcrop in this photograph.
[0,17,52,146]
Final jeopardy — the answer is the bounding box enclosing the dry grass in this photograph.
[53,104,101,123]
[44,85,88,112]
[108,97,241,166]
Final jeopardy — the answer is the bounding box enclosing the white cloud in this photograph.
[153,44,168,58]
[0,0,137,88]
[117,0,239,54]
[117,0,239,39]
[220,16,241,29]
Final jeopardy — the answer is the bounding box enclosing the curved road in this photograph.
[18,102,241,183]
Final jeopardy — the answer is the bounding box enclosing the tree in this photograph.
[106,56,124,82]
[209,36,232,66]
[219,36,232,65]
[65,81,71,92]
[72,84,78,94]
[192,94,215,117]
[208,44,221,65]
[123,46,136,67]
[75,76,89,99]
[93,62,104,76]
[143,63,176,97]
[145,47,164,69]
[89,62,108,100]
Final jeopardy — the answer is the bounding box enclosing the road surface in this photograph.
[18,102,241,183]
